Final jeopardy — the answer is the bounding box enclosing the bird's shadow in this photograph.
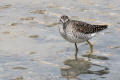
[60,58,109,80]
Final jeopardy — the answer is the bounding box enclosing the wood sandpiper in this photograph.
[58,15,108,60]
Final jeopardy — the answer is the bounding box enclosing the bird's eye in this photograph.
[60,19,62,22]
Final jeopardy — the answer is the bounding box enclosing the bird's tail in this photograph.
[93,25,108,32]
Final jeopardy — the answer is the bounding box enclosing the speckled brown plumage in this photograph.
[71,20,108,34]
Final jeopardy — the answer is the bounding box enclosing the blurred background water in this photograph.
[0,0,120,80]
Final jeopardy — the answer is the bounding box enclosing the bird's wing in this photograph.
[71,20,108,34]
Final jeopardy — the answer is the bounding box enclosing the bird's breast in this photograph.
[58,24,96,43]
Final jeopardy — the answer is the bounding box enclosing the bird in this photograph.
[58,15,108,61]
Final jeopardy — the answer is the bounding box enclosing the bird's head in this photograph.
[59,15,70,24]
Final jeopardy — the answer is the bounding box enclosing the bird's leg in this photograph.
[75,43,78,61]
[87,40,93,58]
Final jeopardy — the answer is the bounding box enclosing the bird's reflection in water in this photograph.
[82,54,109,60]
[60,58,109,80]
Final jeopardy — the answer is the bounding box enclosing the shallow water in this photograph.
[0,0,120,80]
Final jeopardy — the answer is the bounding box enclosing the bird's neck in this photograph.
[62,21,70,31]
[59,22,67,36]
[59,21,70,34]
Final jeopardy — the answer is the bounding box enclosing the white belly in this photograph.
[58,24,95,43]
